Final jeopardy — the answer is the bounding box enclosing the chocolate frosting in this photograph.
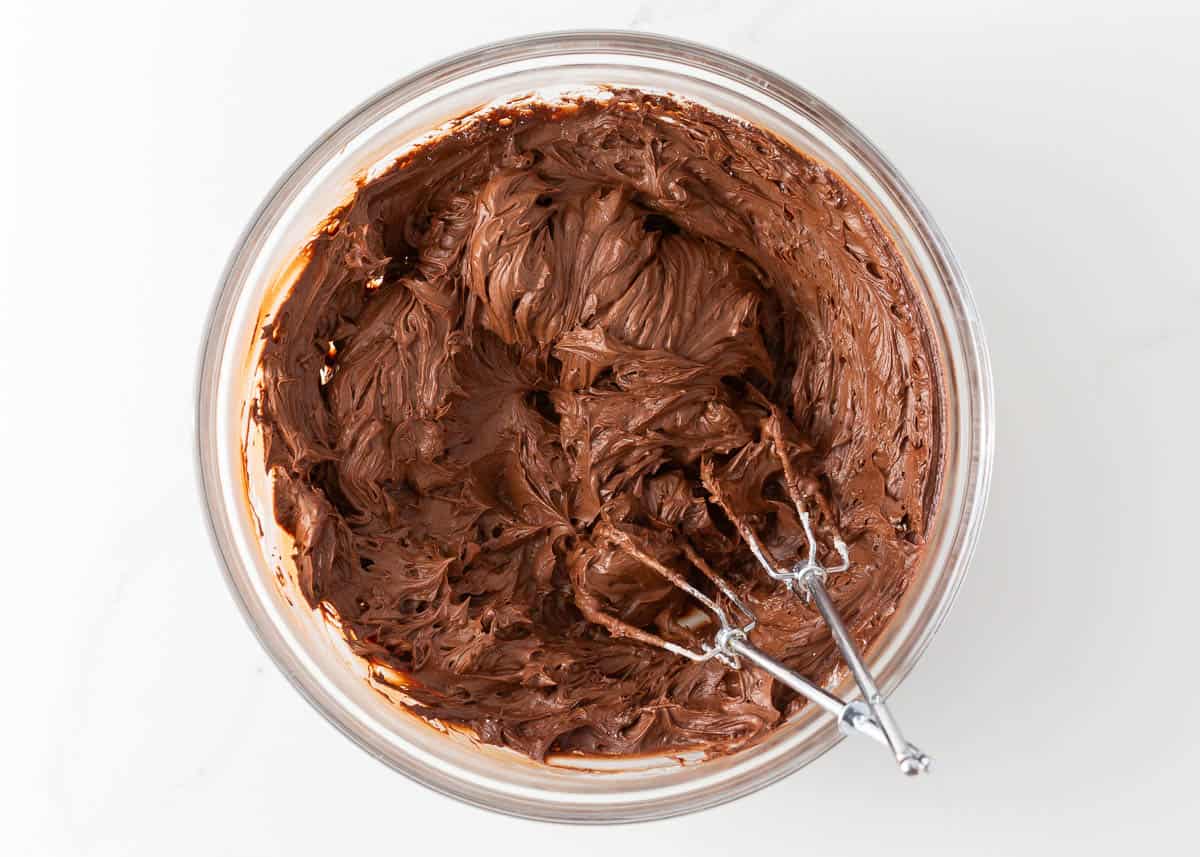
[257,92,940,760]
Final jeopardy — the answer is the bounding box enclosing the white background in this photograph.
[4,1,1198,854]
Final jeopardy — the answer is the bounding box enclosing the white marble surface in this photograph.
[5,1,1199,853]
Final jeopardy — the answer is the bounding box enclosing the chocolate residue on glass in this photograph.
[256,91,941,761]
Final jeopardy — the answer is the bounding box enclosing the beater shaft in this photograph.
[802,573,930,774]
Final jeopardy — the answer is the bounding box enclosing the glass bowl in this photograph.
[197,31,993,823]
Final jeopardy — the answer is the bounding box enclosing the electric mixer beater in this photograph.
[574,414,931,775]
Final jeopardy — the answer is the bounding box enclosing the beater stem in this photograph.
[725,635,888,746]
[802,572,931,775]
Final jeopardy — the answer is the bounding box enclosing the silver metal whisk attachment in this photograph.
[583,527,898,758]
[700,419,932,776]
